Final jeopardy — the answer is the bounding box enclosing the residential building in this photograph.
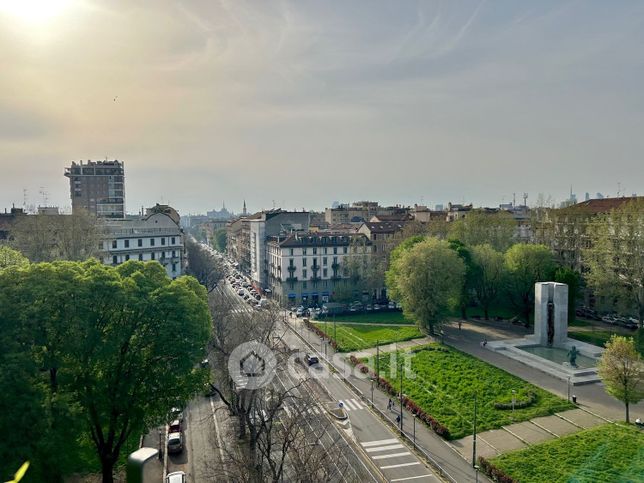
[324,201,410,224]
[0,206,25,241]
[357,221,408,262]
[446,202,473,222]
[411,205,447,223]
[267,232,372,306]
[64,160,125,218]
[248,210,311,288]
[101,205,185,279]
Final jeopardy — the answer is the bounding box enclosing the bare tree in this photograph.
[186,237,225,292]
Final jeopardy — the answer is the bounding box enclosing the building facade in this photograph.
[248,210,311,288]
[324,201,410,224]
[267,232,372,306]
[101,206,184,279]
[64,160,125,218]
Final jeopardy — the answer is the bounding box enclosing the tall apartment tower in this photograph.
[64,160,125,218]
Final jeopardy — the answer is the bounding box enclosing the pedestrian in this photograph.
[396,414,401,425]
[458,320,462,330]
[482,337,488,347]
[387,398,392,411]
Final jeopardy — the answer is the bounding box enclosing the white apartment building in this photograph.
[101,207,184,279]
[267,232,372,306]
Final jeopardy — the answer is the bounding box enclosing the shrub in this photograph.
[479,457,517,483]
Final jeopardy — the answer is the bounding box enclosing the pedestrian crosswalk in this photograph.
[359,438,433,481]
[338,398,364,411]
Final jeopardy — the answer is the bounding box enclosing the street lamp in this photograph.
[567,376,571,402]
[371,378,375,407]
[413,413,417,447]
[472,393,478,468]
[474,464,480,483]
[399,359,404,432]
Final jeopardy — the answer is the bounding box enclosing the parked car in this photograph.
[388,302,396,309]
[167,432,183,454]
[169,419,182,434]
[296,307,305,317]
[170,407,184,423]
[166,471,186,483]
[601,315,616,325]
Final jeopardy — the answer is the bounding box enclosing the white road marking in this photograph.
[390,475,433,482]
[365,444,405,453]
[380,462,422,470]
[371,451,411,460]
[361,438,399,448]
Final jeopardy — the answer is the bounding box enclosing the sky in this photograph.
[1,0,643,215]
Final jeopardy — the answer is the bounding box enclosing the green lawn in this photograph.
[323,311,414,325]
[313,322,423,352]
[488,423,644,483]
[371,344,574,439]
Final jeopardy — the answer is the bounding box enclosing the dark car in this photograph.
[167,432,183,454]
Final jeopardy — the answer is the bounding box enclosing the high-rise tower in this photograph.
[64,160,125,218]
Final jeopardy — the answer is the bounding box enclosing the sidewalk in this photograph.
[440,319,644,423]
[289,315,490,483]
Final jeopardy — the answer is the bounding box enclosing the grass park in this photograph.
[370,344,574,439]
[486,423,644,483]
[312,321,423,352]
[321,310,415,325]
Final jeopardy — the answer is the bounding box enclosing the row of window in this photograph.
[287,246,347,256]
[105,236,179,250]
[111,253,179,271]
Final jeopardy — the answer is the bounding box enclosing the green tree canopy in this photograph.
[598,335,644,423]
[448,239,476,319]
[471,244,505,320]
[0,260,211,483]
[584,198,644,329]
[0,245,29,269]
[448,210,517,251]
[504,243,556,326]
[213,228,227,252]
[554,266,582,324]
[386,237,465,335]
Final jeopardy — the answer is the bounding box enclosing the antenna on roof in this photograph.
[523,193,528,206]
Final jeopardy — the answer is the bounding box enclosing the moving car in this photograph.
[305,354,319,366]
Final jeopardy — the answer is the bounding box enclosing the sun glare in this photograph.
[0,0,72,25]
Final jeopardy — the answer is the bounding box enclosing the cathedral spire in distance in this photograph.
[242,199,247,216]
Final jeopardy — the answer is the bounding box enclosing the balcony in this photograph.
[331,262,341,270]
[286,276,298,284]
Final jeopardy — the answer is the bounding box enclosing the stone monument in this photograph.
[533,282,569,347]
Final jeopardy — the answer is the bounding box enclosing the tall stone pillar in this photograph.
[533,282,569,346]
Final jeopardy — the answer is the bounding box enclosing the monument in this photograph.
[486,281,604,385]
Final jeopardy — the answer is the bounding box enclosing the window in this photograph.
[302,258,307,267]
[98,242,103,250]
[151,252,155,260]
[125,239,130,248]
[303,248,307,255]
[112,240,117,249]
[171,237,176,244]
[138,254,143,261]
[323,257,327,266]
[343,246,348,254]
[125,254,130,261]
[313,248,317,255]
[172,250,176,257]
[323,268,328,277]
[374,245,378,253]
[289,258,294,267]
[138,239,143,247]
[161,238,166,245]
[303,282,307,289]
[150,238,155,247]
[333,247,338,255]
[303,269,307,278]
[290,248,294,256]
[373,233,377,240]
[324,247,328,254]
[172,263,177,272]
[112,255,117,265]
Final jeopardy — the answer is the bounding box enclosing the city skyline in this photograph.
[2,1,643,214]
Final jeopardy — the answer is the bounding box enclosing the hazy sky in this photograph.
[1,0,643,215]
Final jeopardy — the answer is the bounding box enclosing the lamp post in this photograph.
[413,413,417,447]
[474,464,480,483]
[399,359,404,432]
[371,378,375,407]
[472,393,478,468]
[567,376,571,402]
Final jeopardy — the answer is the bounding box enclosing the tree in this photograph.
[186,237,224,292]
[0,260,211,483]
[386,238,465,335]
[448,239,476,319]
[585,198,644,329]
[385,235,425,303]
[448,210,516,252]
[598,335,644,423]
[10,210,103,262]
[0,246,28,269]
[554,266,581,324]
[213,228,228,253]
[471,244,505,320]
[504,244,556,326]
